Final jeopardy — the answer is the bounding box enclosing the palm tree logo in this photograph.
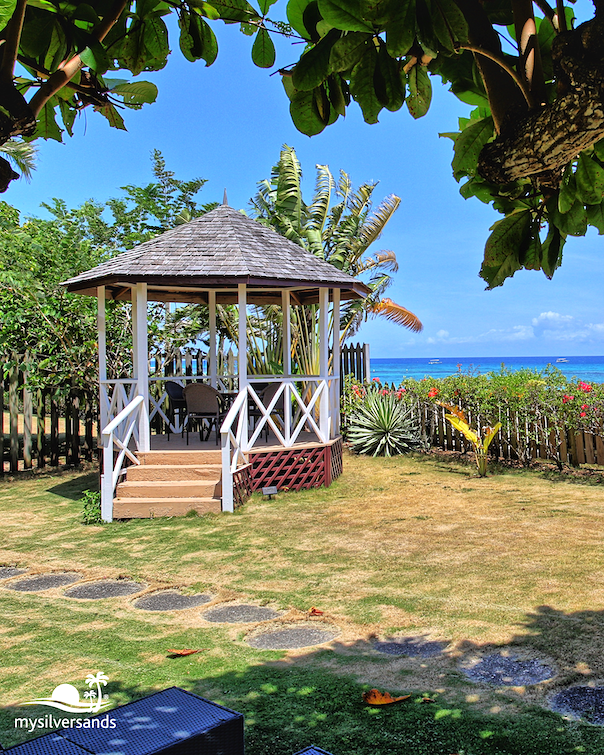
[85,672,109,713]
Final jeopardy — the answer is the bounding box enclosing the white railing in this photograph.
[100,379,138,431]
[100,395,148,522]
[220,379,330,512]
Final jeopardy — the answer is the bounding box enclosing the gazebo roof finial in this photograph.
[222,189,228,206]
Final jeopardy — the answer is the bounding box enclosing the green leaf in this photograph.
[317,0,373,32]
[189,0,222,19]
[210,0,259,22]
[586,202,604,234]
[451,116,493,180]
[406,64,432,119]
[384,0,415,57]
[58,99,76,138]
[557,197,587,236]
[252,26,276,67]
[33,102,63,142]
[459,176,495,204]
[329,31,371,72]
[289,89,327,135]
[593,138,604,163]
[258,0,279,14]
[557,164,576,214]
[110,81,158,105]
[80,40,110,74]
[520,220,542,270]
[94,103,127,130]
[292,29,339,89]
[327,73,347,115]
[480,210,531,288]
[374,43,405,111]
[0,0,17,33]
[350,45,382,124]
[287,0,314,38]
[576,153,604,206]
[432,0,469,52]
[541,224,565,279]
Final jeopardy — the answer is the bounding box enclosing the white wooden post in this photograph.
[319,287,329,441]
[97,286,108,429]
[282,290,291,441]
[101,441,114,522]
[238,283,248,390]
[209,289,217,388]
[221,432,234,512]
[135,283,150,451]
[332,287,341,437]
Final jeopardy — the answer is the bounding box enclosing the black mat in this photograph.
[550,686,604,725]
[6,572,81,592]
[133,590,213,611]
[64,580,145,599]
[247,624,340,650]
[202,604,281,623]
[460,653,556,685]
[374,636,447,658]
[0,567,27,580]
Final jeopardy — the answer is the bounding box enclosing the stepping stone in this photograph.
[64,580,145,599]
[0,567,27,580]
[460,652,556,686]
[374,636,447,658]
[247,624,340,650]
[202,604,281,624]
[133,590,213,611]
[550,686,604,725]
[6,572,82,592]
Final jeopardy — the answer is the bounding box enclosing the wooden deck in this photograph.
[149,430,327,453]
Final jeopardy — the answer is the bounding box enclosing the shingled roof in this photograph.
[63,204,369,305]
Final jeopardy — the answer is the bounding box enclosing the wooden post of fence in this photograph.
[37,389,45,468]
[9,357,18,472]
[50,394,59,466]
[84,392,94,462]
[70,385,80,466]
[0,376,4,476]
[22,358,32,470]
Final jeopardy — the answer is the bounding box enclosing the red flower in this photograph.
[372,377,381,382]
[579,382,593,392]
[381,389,390,395]
[580,411,587,417]
[582,404,588,410]
[562,394,574,404]
[428,388,439,398]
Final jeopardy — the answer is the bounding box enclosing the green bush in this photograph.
[81,489,103,525]
[346,384,423,457]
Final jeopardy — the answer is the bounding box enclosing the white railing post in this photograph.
[135,283,150,452]
[319,287,330,440]
[221,430,234,513]
[101,443,114,523]
[332,287,341,437]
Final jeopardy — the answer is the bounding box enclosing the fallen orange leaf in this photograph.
[362,689,411,706]
[421,697,435,703]
[167,649,204,657]
[308,607,324,616]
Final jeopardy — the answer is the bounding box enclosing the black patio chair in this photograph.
[165,380,187,440]
[183,383,227,445]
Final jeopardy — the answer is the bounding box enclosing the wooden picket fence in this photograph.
[341,342,370,386]
[408,400,604,468]
[1,357,97,475]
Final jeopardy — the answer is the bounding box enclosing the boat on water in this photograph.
[556,358,569,363]
[429,359,441,364]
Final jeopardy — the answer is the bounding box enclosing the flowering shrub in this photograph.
[342,367,604,468]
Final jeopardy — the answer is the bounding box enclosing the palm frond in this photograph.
[308,164,334,231]
[275,144,305,231]
[358,194,400,249]
[1,139,37,180]
[370,298,423,332]
[358,250,399,273]
[347,182,375,217]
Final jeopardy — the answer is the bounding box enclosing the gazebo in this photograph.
[63,202,369,521]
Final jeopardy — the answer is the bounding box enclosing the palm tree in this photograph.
[250,145,422,374]
[85,671,108,712]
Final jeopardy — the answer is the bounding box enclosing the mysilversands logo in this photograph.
[15,672,116,733]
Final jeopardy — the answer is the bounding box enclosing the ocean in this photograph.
[370,355,604,385]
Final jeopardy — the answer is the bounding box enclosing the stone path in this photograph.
[64,580,146,600]
[3,563,601,725]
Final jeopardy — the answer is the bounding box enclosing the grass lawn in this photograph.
[1,452,604,753]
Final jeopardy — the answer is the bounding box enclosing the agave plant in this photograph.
[347,388,423,457]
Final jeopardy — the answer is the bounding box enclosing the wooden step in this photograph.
[126,464,222,482]
[115,479,221,499]
[136,450,223,465]
[113,497,221,519]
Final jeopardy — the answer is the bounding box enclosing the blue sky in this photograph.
[6,8,604,359]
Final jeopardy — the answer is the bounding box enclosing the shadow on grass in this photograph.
[48,472,99,501]
[3,619,604,755]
